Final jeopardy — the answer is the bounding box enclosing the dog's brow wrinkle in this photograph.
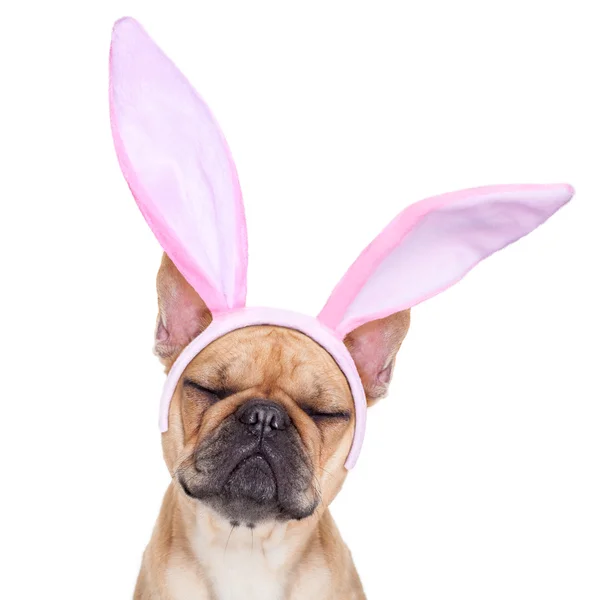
[297,382,324,404]
[289,360,301,377]
[217,364,229,387]
[268,343,284,378]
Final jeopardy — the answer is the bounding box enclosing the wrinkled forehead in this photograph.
[182,325,352,401]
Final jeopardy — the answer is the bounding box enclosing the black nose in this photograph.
[237,400,290,437]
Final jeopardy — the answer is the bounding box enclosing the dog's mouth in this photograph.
[179,451,289,524]
[222,453,277,504]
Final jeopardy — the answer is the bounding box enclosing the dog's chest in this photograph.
[190,529,287,600]
[208,548,285,600]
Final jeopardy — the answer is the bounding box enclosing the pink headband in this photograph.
[109,17,574,469]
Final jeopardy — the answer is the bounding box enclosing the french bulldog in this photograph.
[134,254,410,599]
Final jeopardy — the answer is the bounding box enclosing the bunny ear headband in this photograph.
[109,17,574,469]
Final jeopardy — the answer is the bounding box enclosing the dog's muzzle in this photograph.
[179,398,318,524]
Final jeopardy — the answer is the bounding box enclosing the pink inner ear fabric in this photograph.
[319,184,574,337]
[109,17,248,313]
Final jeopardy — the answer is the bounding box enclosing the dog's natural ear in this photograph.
[344,310,410,406]
[154,253,212,367]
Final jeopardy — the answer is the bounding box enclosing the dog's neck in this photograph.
[175,490,323,600]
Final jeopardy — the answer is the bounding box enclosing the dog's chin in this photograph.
[179,455,318,524]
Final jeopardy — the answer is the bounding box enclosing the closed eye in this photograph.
[300,406,352,421]
[183,379,233,401]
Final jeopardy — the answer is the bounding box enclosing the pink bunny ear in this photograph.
[319,184,574,338]
[109,17,247,313]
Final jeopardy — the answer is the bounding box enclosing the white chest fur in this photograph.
[206,543,285,600]
[188,513,290,600]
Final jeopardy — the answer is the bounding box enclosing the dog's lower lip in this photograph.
[224,453,277,502]
[232,452,271,472]
[237,451,269,468]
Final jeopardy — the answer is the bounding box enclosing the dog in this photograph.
[134,254,410,599]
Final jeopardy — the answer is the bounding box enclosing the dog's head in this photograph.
[155,255,410,525]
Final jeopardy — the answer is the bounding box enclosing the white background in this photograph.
[1,1,599,598]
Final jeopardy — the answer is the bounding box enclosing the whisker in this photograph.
[224,524,235,557]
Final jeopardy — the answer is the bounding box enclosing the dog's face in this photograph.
[156,255,410,526]
[170,326,354,524]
